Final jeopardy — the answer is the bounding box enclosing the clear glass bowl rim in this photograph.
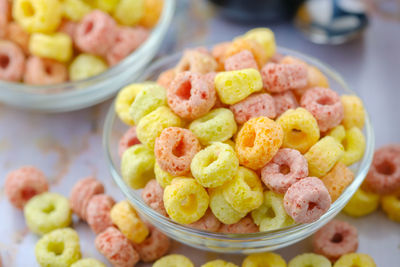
[103,46,375,242]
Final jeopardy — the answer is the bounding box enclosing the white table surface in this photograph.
[1,1,400,266]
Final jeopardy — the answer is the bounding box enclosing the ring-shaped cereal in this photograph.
[224,49,258,71]
[0,40,25,82]
[333,253,376,267]
[261,148,308,194]
[35,228,81,267]
[219,216,259,234]
[273,91,299,117]
[141,179,167,216]
[224,38,268,68]
[242,28,276,60]
[86,194,115,234]
[163,178,209,224]
[190,142,239,188]
[261,63,308,93]
[189,108,237,146]
[154,161,177,188]
[321,162,354,202]
[155,127,201,176]
[242,252,287,267]
[342,188,379,217]
[339,127,366,166]
[235,116,283,170]
[68,53,108,81]
[288,253,331,267]
[69,177,104,219]
[201,259,238,267]
[209,186,246,225]
[157,68,176,89]
[115,83,146,125]
[284,177,331,223]
[118,126,140,157]
[5,166,48,209]
[222,166,263,214]
[327,125,346,142]
[313,220,358,262]
[24,192,72,235]
[153,254,194,267]
[188,209,221,232]
[230,93,276,124]
[24,56,67,85]
[276,107,320,154]
[251,191,294,232]
[300,87,344,132]
[340,95,366,129]
[71,258,106,267]
[381,190,400,223]
[175,49,218,74]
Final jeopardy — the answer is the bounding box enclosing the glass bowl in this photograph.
[0,0,175,113]
[103,47,374,253]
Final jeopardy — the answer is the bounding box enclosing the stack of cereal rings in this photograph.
[115,27,368,233]
[0,0,163,84]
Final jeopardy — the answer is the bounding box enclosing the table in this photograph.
[1,1,400,266]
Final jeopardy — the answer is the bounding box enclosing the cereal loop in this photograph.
[118,126,140,158]
[86,194,115,234]
[273,91,299,117]
[188,209,221,232]
[141,179,167,216]
[261,63,308,93]
[321,162,354,202]
[175,49,218,74]
[0,0,10,38]
[209,186,246,225]
[288,253,331,267]
[333,253,376,267]
[139,0,163,28]
[201,260,238,267]
[115,83,145,125]
[0,40,25,82]
[342,188,379,217]
[153,254,194,267]
[224,50,258,71]
[219,216,259,234]
[71,258,106,267]
[24,56,67,85]
[154,161,177,188]
[381,189,400,222]
[68,53,107,81]
[224,38,268,68]
[340,95,366,129]
[230,93,276,124]
[157,68,176,89]
[242,28,276,60]
[242,252,286,267]
[5,22,30,55]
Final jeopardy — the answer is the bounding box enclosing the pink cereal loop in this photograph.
[95,227,140,267]
[86,194,115,234]
[219,217,259,234]
[167,71,216,120]
[0,41,25,82]
[0,0,10,38]
[261,148,309,194]
[24,56,67,85]
[284,177,331,223]
[363,145,400,194]
[273,91,299,117]
[75,10,117,56]
[107,26,149,66]
[58,20,78,41]
[141,179,167,217]
[5,166,48,209]
[132,223,171,262]
[230,93,276,124]
[261,63,308,93]
[224,50,258,71]
[6,22,30,55]
[118,126,141,158]
[300,87,344,132]
[313,220,358,262]
[69,177,104,220]
[269,53,284,63]
[188,209,221,232]
[175,48,218,74]
[154,127,201,176]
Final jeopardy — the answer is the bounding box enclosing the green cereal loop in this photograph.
[24,192,71,235]
[121,144,155,189]
[288,253,331,267]
[71,258,106,267]
[35,228,81,267]
[189,108,237,146]
[129,84,167,125]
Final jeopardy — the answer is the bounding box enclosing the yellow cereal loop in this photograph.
[115,83,146,125]
[191,142,239,188]
[321,162,354,202]
[69,54,108,81]
[24,192,72,236]
[113,0,144,26]
[154,161,177,188]
[209,186,246,225]
[93,0,119,13]
[29,33,72,62]
[139,0,163,28]
[251,191,294,232]
[215,69,263,105]
[129,84,167,125]
[305,136,344,177]
[381,190,400,222]
[71,258,106,267]
[121,144,155,189]
[339,127,366,166]
[163,178,209,224]
[13,0,62,33]
[35,228,81,267]
[61,0,92,21]
[136,106,183,149]
[341,95,366,129]
[110,200,149,243]
[189,108,237,146]
[276,108,320,154]
[342,188,379,217]
[288,253,331,267]
[333,253,376,267]
[222,167,263,214]
[242,28,276,60]
[327,125,346,142]
[242,252,287,267]
[224,139,236,149]
[153,254,194,267]
[201,259,238,267]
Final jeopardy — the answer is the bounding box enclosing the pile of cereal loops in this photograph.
[115,28,368,232]
[0,0,162,84]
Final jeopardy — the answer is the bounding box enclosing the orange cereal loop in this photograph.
[6,22,30,55]
[0,0,10,38]
[139,0,163,28]
[24,56,67,85]
[219,216,259,234]
[5,166,48,209]
[175,49,218,74]
[235,116,283,170]
[157,68,176,89]
[224,38,268,68]
[321,162,354,202]
[69,177,104,220]
[86,194,115,234]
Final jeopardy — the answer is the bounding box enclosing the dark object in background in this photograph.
[209,0,305,22]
